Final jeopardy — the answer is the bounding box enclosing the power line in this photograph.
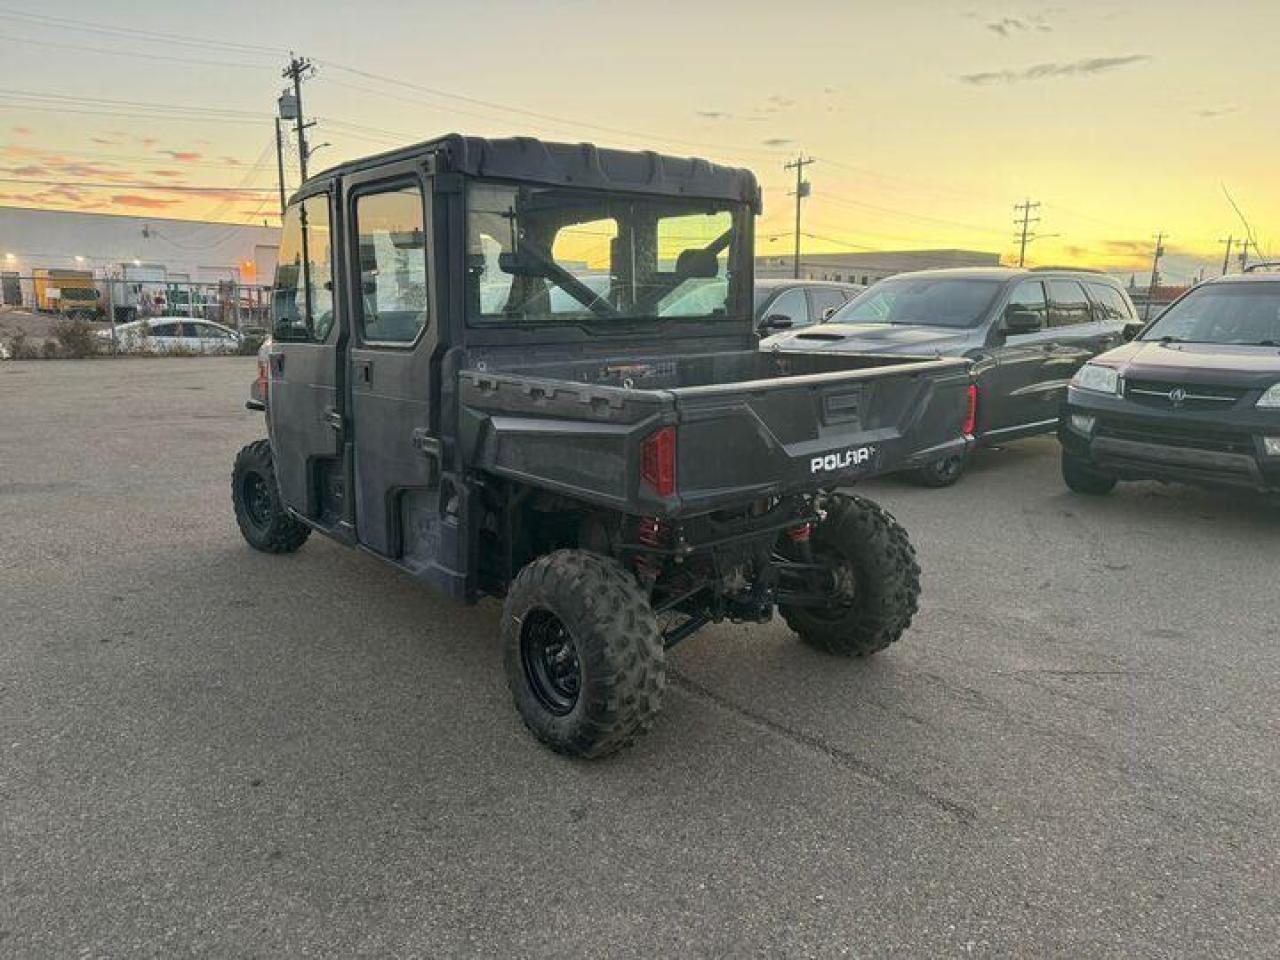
[0,177,277,193]
[0,32,272,71]
[313,58,787,161]
[0,7,282,58]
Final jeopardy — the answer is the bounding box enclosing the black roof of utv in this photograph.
[308,134,761,210]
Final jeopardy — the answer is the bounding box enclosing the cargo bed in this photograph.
[458,349,972,517]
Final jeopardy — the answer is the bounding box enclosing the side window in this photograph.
[1006,280,1048,331]
[809,288,847,323]
[354,185,428,344]
[1047,279,1092,327]
[765,288,808,325]
[151,322,179,337]
[272,194,334,343]
[1086,283,1135,323]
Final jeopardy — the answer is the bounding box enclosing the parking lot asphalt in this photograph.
[2,357,1278,958]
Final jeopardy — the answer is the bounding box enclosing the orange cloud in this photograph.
[11,126,33,136]
[111,194,182,209]
[163,150,202,162]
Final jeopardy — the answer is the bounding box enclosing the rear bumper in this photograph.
[1060,388,1280,492]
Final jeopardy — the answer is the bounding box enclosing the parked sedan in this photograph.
[98,318,244,354]
[755,279,864,334]
[763,267,1142,485]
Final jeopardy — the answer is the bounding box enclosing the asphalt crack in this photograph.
[668,670,977,826]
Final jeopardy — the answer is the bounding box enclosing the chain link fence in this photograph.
[0,273,272,332]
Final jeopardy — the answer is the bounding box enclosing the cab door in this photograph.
[343,165,439,558]
[265,189,345,525]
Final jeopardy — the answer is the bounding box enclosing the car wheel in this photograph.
[910,453,967,488]
[1061,451,1117,496]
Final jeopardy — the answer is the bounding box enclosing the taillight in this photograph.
[640,425,676,497]
[254,357,269,406]
[963,384,978,436]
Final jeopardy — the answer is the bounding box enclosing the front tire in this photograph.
[231,439,311,553]
[1062,451,1116,496]
[779,494,921,657]
[502,550,665,758]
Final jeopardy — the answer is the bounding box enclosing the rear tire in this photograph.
[502,550,665,758]
[231,439,311,553]
[910,453,966,488]
[779,494,921,657]
[1062,451,1116,496]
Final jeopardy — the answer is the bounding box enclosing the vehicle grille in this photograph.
[1124,378,1249,410]
[1096,418,1256,455]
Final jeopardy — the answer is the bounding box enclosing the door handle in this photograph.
[353,359,372,385]
[323,407,343,431]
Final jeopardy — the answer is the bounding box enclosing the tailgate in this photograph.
[670,356,971,513]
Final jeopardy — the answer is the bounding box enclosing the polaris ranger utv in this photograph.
[232,135,973,757]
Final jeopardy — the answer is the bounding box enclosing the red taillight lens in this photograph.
[962,384,978,436]
[253,357,269,406]
[640,426,676,497]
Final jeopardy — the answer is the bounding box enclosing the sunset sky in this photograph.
[2,0,1276,282]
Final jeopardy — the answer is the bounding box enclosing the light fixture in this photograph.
[74,255,85,263]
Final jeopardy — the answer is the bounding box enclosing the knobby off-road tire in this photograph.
[231,439,311,553]
[780,494,921,657]
[1061,451,1117,496]
[502,550,665,759]
[909,453,967,488]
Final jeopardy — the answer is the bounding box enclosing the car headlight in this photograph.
[1072,363,1120,395]
[1258,383,1280,409]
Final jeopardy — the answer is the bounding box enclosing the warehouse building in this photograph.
[756,248,1003,285]
[0,205,280,308]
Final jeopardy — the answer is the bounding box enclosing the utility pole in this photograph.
[272,118,288,217]
[784,155,815,279]
[1146,231,1166,320]
[1239,238,1251,272]
[1013,199,1040,267]
[1220,235,1233,275]
[282,55,316,182]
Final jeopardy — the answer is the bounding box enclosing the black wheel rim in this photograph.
[520,609,581,716]
[242,472,274,528]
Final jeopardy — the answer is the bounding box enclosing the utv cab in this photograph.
[233,135,973,757]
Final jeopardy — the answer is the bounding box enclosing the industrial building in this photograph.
[0,205,280,308]
[756,248,1003,285]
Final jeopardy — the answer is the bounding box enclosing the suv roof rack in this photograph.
[1028,265,1105,274]
[1243,261,1280,273]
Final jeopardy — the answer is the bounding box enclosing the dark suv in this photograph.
[1060,265,1280,497]
[763,267,1142,485]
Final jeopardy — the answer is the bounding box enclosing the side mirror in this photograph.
[761,314,794,331]
[822,306,839,321]
[1003,304,1042,334]
[1122,321,1144,342]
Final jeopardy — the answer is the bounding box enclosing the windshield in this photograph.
[467,182,745,325]
[1141,283,1280,346]
[828,277,1003,329]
